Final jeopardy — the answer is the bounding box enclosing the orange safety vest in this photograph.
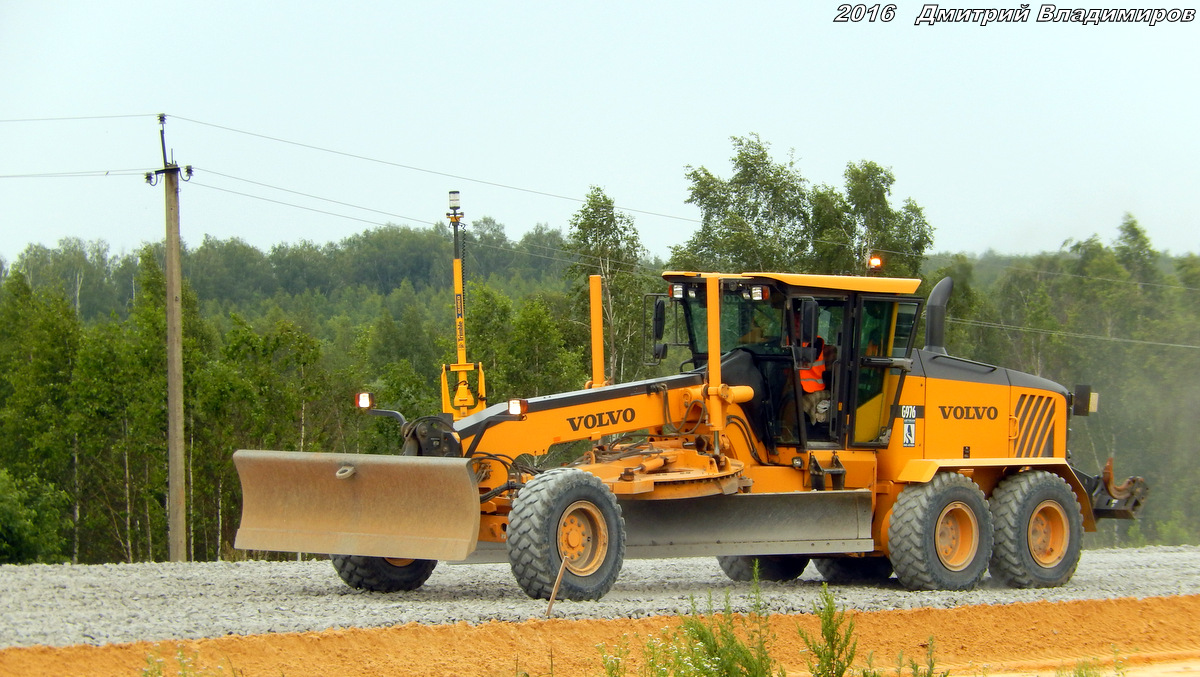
[799,339,826,393]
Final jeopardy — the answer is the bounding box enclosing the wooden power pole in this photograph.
[147,114,191,562]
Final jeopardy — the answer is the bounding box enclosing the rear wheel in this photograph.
[331,554,437,592]
[814,556,893,583]
[507,468,625,601]
[888,473,993,591]
[989,471,1083,588]
[717,555,810,582]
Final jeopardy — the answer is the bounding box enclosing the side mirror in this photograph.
[791,344,819,367]
[793,298,819,348]
[652,297,666,342]
[653,343,668,360]
[1072,385,1098,416]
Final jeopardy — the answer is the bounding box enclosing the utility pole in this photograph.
[145,115,191,562]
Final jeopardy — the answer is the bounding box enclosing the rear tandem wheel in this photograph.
[813,556,894,583]
[716,555,811,582]
[988,470,1083,588]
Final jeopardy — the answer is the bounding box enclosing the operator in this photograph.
[798,338,834,425]
[798,336,827,393]
[785,307,835,430]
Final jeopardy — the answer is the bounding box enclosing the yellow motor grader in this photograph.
[234,208,1145,601]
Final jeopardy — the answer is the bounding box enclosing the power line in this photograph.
[0,114,157,123]
[0,168,153,179]
[5,170,1193,348]
[923,251,1200,293]
[190,165,658,276]
[186,178,660,278]
[9,114,1195,295]
[169,115,699,224]
[17,159,1186,295]
[948,317,1200,350]
[188,182,396,228]
[184,165,1200,292]
[468,238,660,278]
[193,167,432,223]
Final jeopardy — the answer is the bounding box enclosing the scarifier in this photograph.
[234,193,1147,600]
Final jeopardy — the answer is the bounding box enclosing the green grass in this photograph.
[596,571,950,677]
[140,648,242,677]
[597,570,784,677]
[1052,646,1129,677]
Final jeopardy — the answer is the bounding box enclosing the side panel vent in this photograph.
[1014,394,1055,458]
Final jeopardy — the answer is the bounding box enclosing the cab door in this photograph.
[848,296,921,447]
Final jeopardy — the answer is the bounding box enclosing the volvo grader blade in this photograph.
[233,449,481,561]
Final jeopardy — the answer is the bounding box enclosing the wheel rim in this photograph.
[935,500,979,571]
[384,557,415,567]
[557,500,608,576]
[1028,499,1069,568]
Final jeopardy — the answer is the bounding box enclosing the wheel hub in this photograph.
[558,500,609,576]
[1028,499,1068,567]
[935,500,979,571]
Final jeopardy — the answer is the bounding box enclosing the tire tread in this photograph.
[507,468,625,601]
[989,470,1082,588]
[813,556,893,583]
[716,554,810,582]
[888,472,993,591]
[330,555,436,592]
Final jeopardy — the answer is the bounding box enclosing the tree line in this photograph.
[1,135,1195,564]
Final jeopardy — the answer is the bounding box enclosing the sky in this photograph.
[2,2,1197,270]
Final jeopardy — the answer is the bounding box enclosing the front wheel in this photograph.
[813,556,893,583]
[331,555,437,592]
[888,472,993,591]
[507,468,625,601]
[716,555,810,582]
[989,471,1083,588]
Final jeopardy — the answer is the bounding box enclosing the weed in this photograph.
[1110,645,1127,677]
[907,638,947,677]
[595,568,784,677]
[859,652,885,677]
[797,583,857,677]
[1055,660,1103,677]
[892,639,946,677]
[597,636,630,677]
[140,648,242,677]
[595,575,955,677]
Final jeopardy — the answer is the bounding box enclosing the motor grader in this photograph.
[234,215,1145,601]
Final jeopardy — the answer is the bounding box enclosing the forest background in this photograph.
[2,135,1196,565]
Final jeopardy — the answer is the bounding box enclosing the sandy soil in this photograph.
[3,595,1199,677]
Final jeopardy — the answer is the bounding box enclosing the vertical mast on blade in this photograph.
[442,191,487,419]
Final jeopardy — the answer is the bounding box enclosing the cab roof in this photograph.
[662,271,922,295]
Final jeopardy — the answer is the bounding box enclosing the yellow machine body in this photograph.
[234,269,1145,594]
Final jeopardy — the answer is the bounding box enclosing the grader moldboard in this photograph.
[234,203,1147,601]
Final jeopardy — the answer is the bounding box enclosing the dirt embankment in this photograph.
[4,595,1200,677]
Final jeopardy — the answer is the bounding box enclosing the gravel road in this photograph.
[3,546,1199,649]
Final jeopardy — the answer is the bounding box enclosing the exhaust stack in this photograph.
[924,277,953,355]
